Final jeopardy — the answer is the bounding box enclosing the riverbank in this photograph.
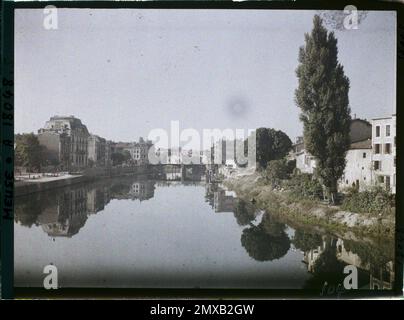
[224,173,395,239]
[14,165,154,197]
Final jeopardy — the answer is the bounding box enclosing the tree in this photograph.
[111,150,131,166]
[295,15,351,204]
[14,133,46,172]
[265,159,289,188]
[250,128,292,170]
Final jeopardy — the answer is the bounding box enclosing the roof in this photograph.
[371,114,396,121]
[350,138,372,150]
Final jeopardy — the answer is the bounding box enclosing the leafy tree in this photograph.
[265,159,289,188]
[295,15,351,204]
[248,128,292,170]
[285,172,324,200]
[14,133,46,172]
[111,150,131,166]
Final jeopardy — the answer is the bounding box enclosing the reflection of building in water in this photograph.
[86,186,111,215]
[38,187,89,238]
[335,238,362,267]
[303,237,330,273]
[369,261,394,290]
[303,236,394,289]
[213,189,236,213]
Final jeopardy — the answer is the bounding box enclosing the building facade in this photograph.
[38,116,90,169]
[371,115,396,193]
[37,131,70,169]
[88,134,107,167]
[339,119,374,192]
[339,139,374,192]
[129,137,153,165]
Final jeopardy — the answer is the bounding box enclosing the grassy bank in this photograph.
[224,173,395,239]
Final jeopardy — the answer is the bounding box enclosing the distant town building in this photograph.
[128,137,154,165]
[289,136,316,174]
[88,134,107,166]
[38,116,90,169]
[371,114,396,193]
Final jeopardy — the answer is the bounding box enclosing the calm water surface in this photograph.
[14,176,394,290]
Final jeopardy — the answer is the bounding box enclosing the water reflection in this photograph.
[15,177,394,290]
[240,214,290,262]
[293,230,395,290]
[15,177,156,238]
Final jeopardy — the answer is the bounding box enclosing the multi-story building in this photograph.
[37,131,70,169]
[88,134,107,167]
[371,114,396,193]
[105,140,113,167]
[130,137,153,165]
[339,119,373,191]
[339,138,373,191]
[38,116,90,169]
[292,118,375,183]
[289,136,317,174]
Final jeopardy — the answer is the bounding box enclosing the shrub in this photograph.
[340,186,395,215]
[284,172,324,200]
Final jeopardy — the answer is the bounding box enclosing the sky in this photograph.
[15,9,396,146]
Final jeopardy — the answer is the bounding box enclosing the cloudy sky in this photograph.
[15,9,396,144]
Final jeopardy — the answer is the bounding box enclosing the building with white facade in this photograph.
[289,136,317,174]
[371,114,396,194]
[339,119,373,192]
[339,138,374,191]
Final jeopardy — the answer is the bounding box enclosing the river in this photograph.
[14,175,394,291]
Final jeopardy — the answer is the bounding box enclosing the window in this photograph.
[386,125,391,137]
[376,126,380,137]
[385,143,391,154]
[386,176,391,191]
[363,152,366,158]
[374,144,380,154]
[374,161,381,170]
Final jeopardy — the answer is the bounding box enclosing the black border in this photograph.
[2,0,403,300]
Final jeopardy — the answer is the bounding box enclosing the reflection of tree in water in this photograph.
[204,183,218,208]
[233,199,258,226]
[241,213,290,262]
[14,191,54,227]
[303,236,345,290]
[343,239,394,275]
[292,229,323,252]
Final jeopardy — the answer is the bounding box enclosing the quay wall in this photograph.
[15,165,156,197]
